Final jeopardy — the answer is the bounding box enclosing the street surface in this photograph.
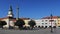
[0,28,60,34]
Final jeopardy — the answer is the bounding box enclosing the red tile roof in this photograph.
[11,19,16,22]
[0,17,30,21]
[20,18,30,20]
[41,16,58,19]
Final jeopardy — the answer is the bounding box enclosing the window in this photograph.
[53,26,56,28]
[58,20,60,21]
[38,26,40,28]
[41,26,44,28]
[55,23,56,25]
[49,26,51,28]
[45,23,47,24]
[45,20,47,22]
[58,23,60,24]
[42,23,44,24]
[35,26,37,27]
[54,20,56,22]
[42,20,44,22]
[45,26,47,28]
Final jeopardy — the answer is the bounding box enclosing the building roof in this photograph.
[0,16,30,21]
[20,18,30,20]
[41,16,58,19]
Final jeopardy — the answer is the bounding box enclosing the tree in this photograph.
[28,20,36,29]
[0,21,7,28]
[15,19,25,29]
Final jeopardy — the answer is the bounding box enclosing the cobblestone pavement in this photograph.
[0,28,60,34]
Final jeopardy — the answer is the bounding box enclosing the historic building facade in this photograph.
[56,17,60,27]
[0,5,16,28]
[1,5,60,29]
[0,5,31,28]
[34,16,58,28]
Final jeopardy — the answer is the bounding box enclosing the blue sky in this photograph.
[0,0,60,19]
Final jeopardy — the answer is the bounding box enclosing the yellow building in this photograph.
[57,17,60,27]
[20,18,30,27]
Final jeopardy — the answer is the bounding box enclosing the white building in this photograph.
[0,5,16,28]
[35,16,58,28]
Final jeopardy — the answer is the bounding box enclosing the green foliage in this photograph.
[0,21,7,26]
[15,19,25,28]
[0,21,7,28]
[28,20,36,27]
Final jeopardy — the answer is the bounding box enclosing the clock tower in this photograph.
[7,5,14,18]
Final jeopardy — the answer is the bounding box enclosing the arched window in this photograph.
[38,26,40,28]
[45,26,47,28]
[49,26,51,28]
[35,26,37,27]
[41,26,44,28]
[53,26,56,28]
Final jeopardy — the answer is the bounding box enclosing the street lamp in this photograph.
[50,14,53,33]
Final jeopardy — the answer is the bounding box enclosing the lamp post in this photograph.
[50,14,53,33]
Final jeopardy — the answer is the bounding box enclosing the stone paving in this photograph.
[0,28,60,34]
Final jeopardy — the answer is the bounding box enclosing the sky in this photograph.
[0,0,60,19]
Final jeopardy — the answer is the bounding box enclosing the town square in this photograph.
[0,0,60,34]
